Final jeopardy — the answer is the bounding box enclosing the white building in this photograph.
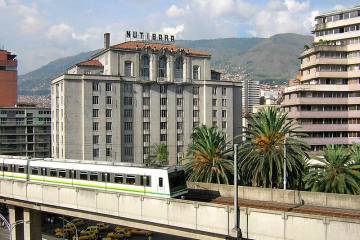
[51,33,243,165]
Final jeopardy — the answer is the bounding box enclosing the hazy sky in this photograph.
[0,0,358,74]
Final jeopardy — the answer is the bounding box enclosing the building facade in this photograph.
[0,49,17,107]
[51,34,242,165]
[242,76,260,115]
[0,107,51,157]
[282,6,360,151]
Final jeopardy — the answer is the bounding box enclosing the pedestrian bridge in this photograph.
[1,178,360,240]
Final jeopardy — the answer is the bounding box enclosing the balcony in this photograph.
[301,58,348,69]
[283,97,348,106]
[157,77,167,82]
[298,124,360,132]
[301,71,348,81]
[287,111,360,119]
[305,137,360,146]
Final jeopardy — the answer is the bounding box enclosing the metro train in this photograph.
[0,156,188,198]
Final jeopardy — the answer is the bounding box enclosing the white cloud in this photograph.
[20,16,43,34]
[163,24,185,37]
[47,23,74,41]
[284,0,309,12]
[166,4,189,18]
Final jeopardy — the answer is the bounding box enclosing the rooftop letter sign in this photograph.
[125,31,175,43]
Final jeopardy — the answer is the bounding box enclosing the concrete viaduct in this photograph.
[0,179,359,240]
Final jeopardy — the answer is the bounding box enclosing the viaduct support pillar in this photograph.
[8,205,24,240]
[23,208,42,240]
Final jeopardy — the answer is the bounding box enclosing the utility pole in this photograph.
[233,144,242,239]
[283,136,287,190]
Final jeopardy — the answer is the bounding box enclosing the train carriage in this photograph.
[0,156,187,198]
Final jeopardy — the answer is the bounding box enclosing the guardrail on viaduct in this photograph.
[0,179,360,240]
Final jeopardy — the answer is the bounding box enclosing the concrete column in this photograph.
[167,55,174,82]
[23,209,41,240]
[150,54,156,81]
[8,206,24,240]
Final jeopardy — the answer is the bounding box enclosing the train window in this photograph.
[50,169,57,177]
[102,173,110,182]
[114,174,123,183]
[126,175,136,185]
[11,165,16,172]
[59,170,66,178]
[140,176,151,187]
[90,172,98,181]
[80,171,88,180]
[18,166,25,173]
[69,170,74,178]
[159,177,163,187]
[169,170,186,190]
[31,168,39,175]
[3,165,8,172]
[41,168,47,176]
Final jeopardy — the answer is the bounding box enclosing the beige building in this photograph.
[282,6,360,151]
[51,34,243,164]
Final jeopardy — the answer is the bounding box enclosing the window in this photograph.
[177,134,183,141]
[222,121,227,129]
[80,171,88,180]
[161,98,167,105]
[124,97,132,105]
[106,96,112,105]
[160,85,167,94]
[193,86,199,95]
[175,57,183,80]
[124,147,133,156]
[143,134,150,142]
[106,82,112,91]
[176,86,183,94]
[31,167,39,175]
[143,122,150,130]
[212,99,217,106]
[222,110,227,118]
[126,175,136,185]
[177,110,183,118]
[140,176,151,187]
[212,87,217,95]
[93,122,99,131]
[50,169,57,177]
[106,135,112,144]
[161,110,167,118]
[222,87,226,96]
[143,97,150,105]
[124,109,132,118]
[160,134,167,142]
[212,110,217,118]
[106,148,112,157]
[126,121,134,131]
[159,177,163,187]
[160,122,167,130]
[18,166,25,173]
[124,83,133,93]
[177,122,183,129]
[114,174,123,183]
[222,99,227,107]
[193,65,199,80]
[143,110,150,118]
[193,98,199,106]
[93,148,99,158]
[143,146,150,154]
[124,134,133,143]
[158,56,167,79]
[59,170,66,178]
[106,122,112,131]
[93,82,99,91]
[106,109,112,118]
[102,173,110,182]
[93,135,99,144]
[193,121,199,128]
[140,55,150,79]
[177,98,183,106]
[213,121,217,127]
[90,172,98,181]
[93,109,99,117]
[125,61,132,77]
[93,96,99,104]
[193,110,199,118]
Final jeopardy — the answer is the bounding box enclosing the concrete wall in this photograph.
[1,179,360,240]
[188,182,360,210]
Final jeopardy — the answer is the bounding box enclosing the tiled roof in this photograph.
[76,59,103,68]
[111,41,211,57]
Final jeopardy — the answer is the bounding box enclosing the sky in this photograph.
[0,0,359,74]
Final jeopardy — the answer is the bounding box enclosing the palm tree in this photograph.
[238,106,309,188]
[146,143,169,166]
[184,125,234,184]
[305,146,360,195]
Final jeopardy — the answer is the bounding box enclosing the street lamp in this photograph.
[283,136,287,190]
[0,212,30,240]
[233,144,242,239]
[59,216,78,240]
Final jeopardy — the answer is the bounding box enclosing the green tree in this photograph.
[238,106,309,188]
[305,146,360,194]
[146,143,169,166]
[184,125,234,184]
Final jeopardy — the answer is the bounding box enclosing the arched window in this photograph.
[140,55,150,80]
[124,61,133,77]
[193,65,200,80]
[174,57,183,81]
[158,56,167,80]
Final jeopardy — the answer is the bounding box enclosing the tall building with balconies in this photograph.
[51,33,243,165]
[0,49,17,107]
[282,5,360,152]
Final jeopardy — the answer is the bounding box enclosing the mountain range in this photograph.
[19,33,313,95]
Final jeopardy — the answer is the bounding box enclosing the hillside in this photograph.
[19,33,312,95]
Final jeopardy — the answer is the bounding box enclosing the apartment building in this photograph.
[0,49,17,107]
[51,34,242,165]
[282,5,360,151]
[242,77,260,115]
[0,107,51,157]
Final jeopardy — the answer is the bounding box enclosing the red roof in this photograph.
[76,59,103,68]
[111,41,211,57]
